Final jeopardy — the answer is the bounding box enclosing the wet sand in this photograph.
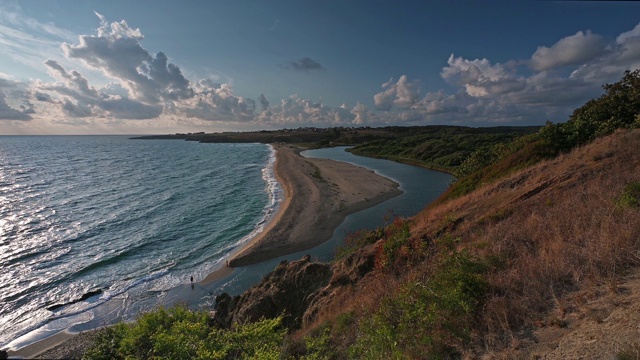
[8,330,87,359]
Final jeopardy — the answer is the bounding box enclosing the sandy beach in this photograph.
[228,144,402,267]
[8,144,401,359]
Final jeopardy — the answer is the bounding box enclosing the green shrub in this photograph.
[374,218,415,270]
[299,326,336,360]
[349,249,488,359]
[349,126,540,171]
[540,69,640,154]
[617,181,640,209]
[83,305,285,360]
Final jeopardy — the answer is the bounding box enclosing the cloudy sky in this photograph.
[1,0,640,134]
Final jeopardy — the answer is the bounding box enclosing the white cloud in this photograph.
[3,11,640,132]
[45,59,100,98]
[374,66,595,126]
[16,13,256,123]
[441,55,524,98]
[258,94,270,111]
[617,23,640,44]
[374,75,420,110]
[34,59,162,119]
[176,81,255,121]
[0,6,76,75]
[530,30,607,71]
[0,78,34,120]
[370,22,640,126]
[0,90,31,120]
[568,24,640,84]
[350,102,370,124]
[414,91,471,115]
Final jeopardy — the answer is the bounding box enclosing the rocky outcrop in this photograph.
[302,242,378,327]
[213,255,332,330]
[213,245,380,331]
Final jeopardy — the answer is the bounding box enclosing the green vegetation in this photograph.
[299,327,336,360]
[84,305,285,360]
[350,249,488,359]
[344,223,490,359]
[374,217,415,270]
[348,126,539,172]
[300,69,640,358]
[308,162,324,182]
[617,181,640,209]
[334,214,408,262]
[334,228,382,260]
[300,231,490,360]
[135,125,540,174]
[440,137,551,201]
[540,69,640,153]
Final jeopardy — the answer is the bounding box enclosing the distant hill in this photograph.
[347,125,540,172]
[133,125,541,174]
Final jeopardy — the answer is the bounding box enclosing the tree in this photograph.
[542,69,640,151]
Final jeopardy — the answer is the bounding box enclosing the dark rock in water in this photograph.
[47,303,65,311]
[47,288,103,311]
[0,348,8,360]
[78,288,103,301]
[213,254,332,330]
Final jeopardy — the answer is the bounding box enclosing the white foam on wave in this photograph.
[1,141,284,350]
[3,267,172,350]
[98,267,171,303]
[230,144,283,250]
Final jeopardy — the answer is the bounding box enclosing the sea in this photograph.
[0,136,453,351]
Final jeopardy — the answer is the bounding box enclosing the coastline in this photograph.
[8,143,403,359]
[228,143,402,267]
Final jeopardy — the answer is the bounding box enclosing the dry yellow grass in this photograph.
[412,129,640,351]
[294,129,640,357]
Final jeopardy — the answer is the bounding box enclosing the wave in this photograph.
[4,268,172,349]
[0,138,277,349]
[44,267,171,325]
[230,144,283,250]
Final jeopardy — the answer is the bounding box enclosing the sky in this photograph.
[1,1,640,134]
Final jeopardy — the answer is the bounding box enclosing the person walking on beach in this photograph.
[190,276,194,289]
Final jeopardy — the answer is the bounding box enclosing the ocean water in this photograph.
[1,137,454,352]
[0,136,279,349]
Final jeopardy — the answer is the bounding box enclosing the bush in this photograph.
[350,249,488,358]
[540,69,640,153]
[374,218,417,270]
[617,181,640,209]
[83,305,285,360]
